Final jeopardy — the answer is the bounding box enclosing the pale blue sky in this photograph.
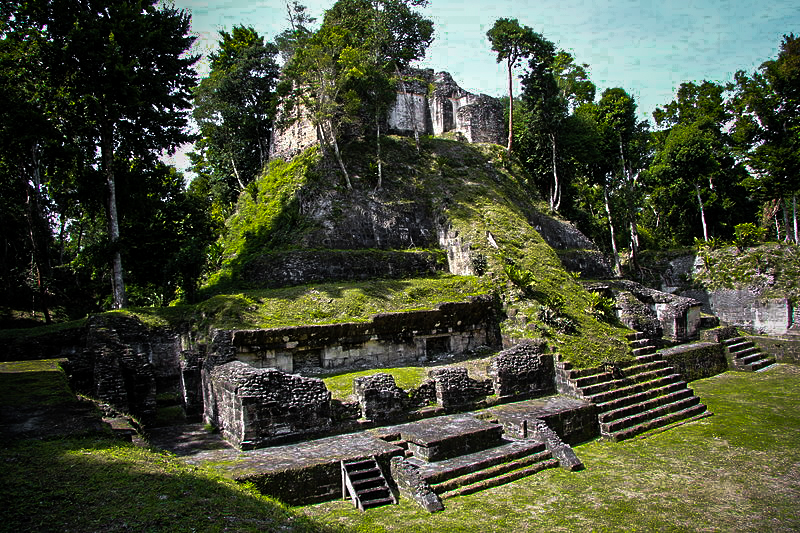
[168,0,799,171]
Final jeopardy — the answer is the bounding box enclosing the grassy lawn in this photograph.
[300,364,800,532]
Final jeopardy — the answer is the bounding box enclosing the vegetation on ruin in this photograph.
[693,242,800,302]
[301,365,800,532]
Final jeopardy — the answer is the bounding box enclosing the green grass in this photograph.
[0,437,335,533]
[300,365,800,532]
[321,367,430,401]
[129,274,490,333]
[0,358,75,407]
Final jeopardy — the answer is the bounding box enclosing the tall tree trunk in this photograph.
[794,194,798,245]
[230,155,245,191]
[320,120,351,189]
[604,181,621,277]
[375,112,382,190]
[783,198,790,242]
[24,171,51,324]
[695,183,709,241]
[101,122,127,309]
[506,58,513,154]
[549,132,560,211]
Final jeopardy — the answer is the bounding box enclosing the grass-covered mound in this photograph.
[204,136,631,367]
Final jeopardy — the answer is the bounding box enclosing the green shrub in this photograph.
[733,223,766,251]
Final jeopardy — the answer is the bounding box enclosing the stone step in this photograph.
[620,360,670,378]
[634,353,663,364]
[600,395,701,434]
[579,367,673,397]
[585,374,683,405]
[596,380,688,414]
[737,352,763,365]
[629,338,651,349]
[753,357,777,372]
[361,495,396,509]
[626,332,647,341]
[437,457,560,499]
[573,371,614,388]
[605,403,710,442]
[751,358,777,372]
[733,347,760,359]
[431,450,553,494]
[722,337,747,346]
[598,388,695,424]
[567,366,608,379]
[632,346,656,357]
[727,341,755,353]
[416,439,547,485]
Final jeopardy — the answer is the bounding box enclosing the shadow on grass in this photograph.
[0,436,341,533]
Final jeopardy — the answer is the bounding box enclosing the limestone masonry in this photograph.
[270,69,504,160]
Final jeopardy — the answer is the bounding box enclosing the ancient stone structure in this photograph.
[229,297,500,373]
[428,367,491,410]
[353,372,407,421]
[270,69,504,160]
[204,360,332,448]
[659,342,727,382]
[487,340,555,399]
[65,314,169,422]
[588,280,703,342]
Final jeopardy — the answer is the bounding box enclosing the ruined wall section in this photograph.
[205,360,331,449]
[271,69,504,160]
[229,297,501,373]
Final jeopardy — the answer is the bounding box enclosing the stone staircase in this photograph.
[722,337,776,372]
[341,457,397,510]
[561,332,710,441]
[406,438,559,500]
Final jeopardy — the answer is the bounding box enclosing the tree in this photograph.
[282,0,432,189]
[645,81,753,245]
[487,18,541,154]
[732,34,800,243]
[192,26,280,206]
[591,88,650,273]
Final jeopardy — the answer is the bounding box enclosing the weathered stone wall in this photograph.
[230,297,500,373]
[590,280,703,342]
[240,249,443,288]
[65,314,162,422]
[205,361,332,449]
[353,372,408,421]
[390,456,444,512]
[428,367,491,409]
[698,289,795,335]
[487,341,555,398]
[271,69,504,161]
[659,342,727,382]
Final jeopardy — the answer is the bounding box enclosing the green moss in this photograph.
[694,242,800,302]
[0,358,76,407]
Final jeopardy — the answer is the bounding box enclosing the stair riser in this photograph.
[608,404,709,442]
[439,459,560,499]
[597,381,687,413]
[599,389,694,423]
[431,451,553,493]
[586,375,682,405]
[602,397,701,434]
[579,368,672,397]
[425,443,547,485]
